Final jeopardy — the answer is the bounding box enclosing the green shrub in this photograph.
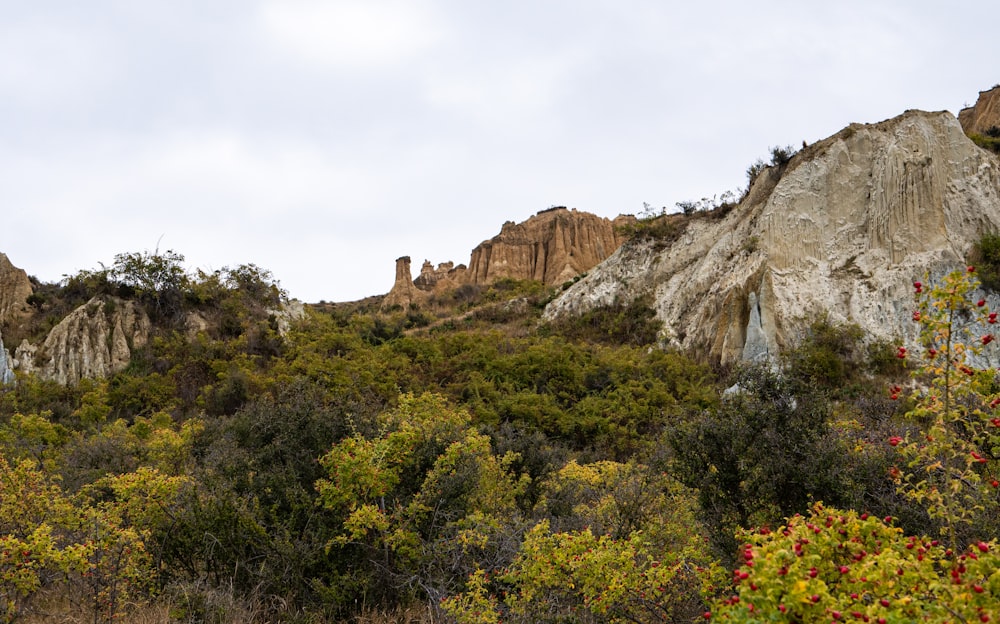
[968,232,1000,292]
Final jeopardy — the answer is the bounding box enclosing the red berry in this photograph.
[974,584,985,593]
[983,334,995,345]
[969,265,977,273]
[880,599,890,607]
[811,594,820,603]
[979,299,987,307]
[977,542,990,553]
[703,612,711,620]
[840,565,849,574]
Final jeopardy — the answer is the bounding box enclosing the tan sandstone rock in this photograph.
[959,85,1000,136]
[0,253,32,325]
[544,110,1000,364]
[465,208,630,286]
[381,256,428,310]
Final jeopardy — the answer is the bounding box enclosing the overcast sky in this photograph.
[1,1,997,303]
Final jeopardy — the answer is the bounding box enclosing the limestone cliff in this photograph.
[14,297,151,385]
[465,208,630,286]
[544,110,1000,364]
[959,85,1000,135]
[0,253,32,325]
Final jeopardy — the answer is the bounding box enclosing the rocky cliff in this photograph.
[384,208,632,308]
[465,208,630,286]
[959,86,1000,135]
[0,253,32,325]
[544,110,1000,364]
[13,297,151,385]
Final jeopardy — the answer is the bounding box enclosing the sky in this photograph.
[1,1,998,303]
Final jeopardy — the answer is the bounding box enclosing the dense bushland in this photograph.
[1,251,997,622]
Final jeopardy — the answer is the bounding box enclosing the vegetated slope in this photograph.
[544,110,1000,364]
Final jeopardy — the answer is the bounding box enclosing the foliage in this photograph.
[969,232,1000,292]
[317,393,528,607]
[745,144,799,190]
[443,460,725,623]
[968,131,1000,154]
[892,268,1000,547]
[709,503,1000,623]
[616,212,688,249]
[668,364,852,556]
[543,295,661,347]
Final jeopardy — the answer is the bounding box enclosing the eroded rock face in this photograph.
[383,209,633,305]
[959,86,1000,135]
[14,297,151,385]
[0,331,14,385]
[465,208,630,286]
[544,110,1000,364]
[382,256,428,310]
[0,253,32,325]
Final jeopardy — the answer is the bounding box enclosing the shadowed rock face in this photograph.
[0,253,32,325]
[544,110,1000,364]
[959,86,1000,136]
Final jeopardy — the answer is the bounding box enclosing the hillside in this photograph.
[545,109,1000,364]
[1,94,1000,624]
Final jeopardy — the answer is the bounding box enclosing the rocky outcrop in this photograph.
[381,257,428,310]
[0,253,32,325]
[414,260,467,293]
[384,208,633,304]
[0,331,14,385]
[544,110,1000,364]
[959,86,1000,136]
[465,208,630,286]
[14,297,151,385]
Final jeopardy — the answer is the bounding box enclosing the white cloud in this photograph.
[0,18,116,105]
[256,0,444,71]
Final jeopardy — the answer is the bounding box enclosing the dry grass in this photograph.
[21,589,440,624]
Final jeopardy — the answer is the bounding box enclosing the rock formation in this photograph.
[0,331,14,385]
[414,260,467,293]
[0,253,32,325]
[14,296,151,385]
[383,208,633,305]
[544,110,1000,364]
[381,256,428,310]
[959,85,1000,136]
[465,208,631,286]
